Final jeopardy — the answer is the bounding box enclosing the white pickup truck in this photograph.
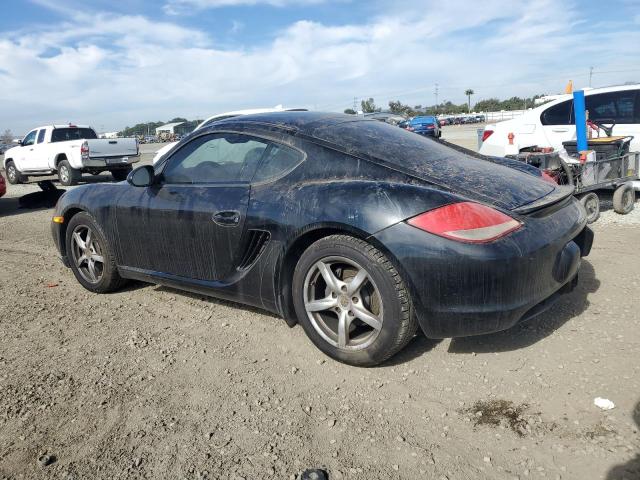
[3,125,139,186]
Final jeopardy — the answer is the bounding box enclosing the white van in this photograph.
[480,84,640,157]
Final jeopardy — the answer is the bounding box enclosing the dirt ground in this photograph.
[1,143,639,480]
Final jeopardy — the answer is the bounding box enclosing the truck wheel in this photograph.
[58,160,81,186]
[111,167,132,182]
[5,161,26,184]
[613,184,635,214]
[579,192,600,224]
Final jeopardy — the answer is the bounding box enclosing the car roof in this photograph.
[209,111,360,136]
[536,83,640,112]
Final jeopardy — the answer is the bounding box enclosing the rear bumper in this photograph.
[82,154,140,169]
[373,197,592,338]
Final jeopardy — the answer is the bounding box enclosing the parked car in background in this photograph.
[0,172,6,197]
[52,112,591,366]
[3,125,140,186]
[480,84,640,157]
[406,116,441,137]
[152,106,307,164]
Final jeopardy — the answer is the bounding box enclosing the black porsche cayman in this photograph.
[52,112,593,366]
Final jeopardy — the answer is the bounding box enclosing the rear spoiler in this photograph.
[512,185,574,214]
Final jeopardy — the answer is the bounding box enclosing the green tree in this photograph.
[360,97,379,113]
[343,108,356,115]
[465,89,474,113]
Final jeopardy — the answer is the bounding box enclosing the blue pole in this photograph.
[573,90,588,152]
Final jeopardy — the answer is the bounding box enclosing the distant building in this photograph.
[100,131,120,139]
[155,122,190,135]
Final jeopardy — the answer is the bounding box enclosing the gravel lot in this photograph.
[0,141,639,480]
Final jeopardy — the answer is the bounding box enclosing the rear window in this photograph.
[51,128,97,143]
[540,100,572,125]
[411,117,436,125]
[252,143,304,183]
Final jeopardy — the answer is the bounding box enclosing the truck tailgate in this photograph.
[87,139,138,158]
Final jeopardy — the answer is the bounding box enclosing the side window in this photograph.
[586,91,637,124]
[36,129,46,144]
[22,130,37,146]
[253,143,304,183]
[540,100,572,125]
[162,133,268,184]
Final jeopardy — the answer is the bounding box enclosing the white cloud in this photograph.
[1,0,639,134]
[164,0,327,15]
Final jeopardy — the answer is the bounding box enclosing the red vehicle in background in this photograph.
[0,172,6,197]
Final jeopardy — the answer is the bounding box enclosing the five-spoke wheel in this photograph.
[293,235,417,366]
[65,212,126,293]
[70,225,105,284]
[304,256,383,350]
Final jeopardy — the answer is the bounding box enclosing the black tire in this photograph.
[65,212,126,293]
[579,192,600,224]
[292,235,417,367]
[58,159,81,186]
[5,161,25,184]
[111,167,132,182]
[612,184,635,215]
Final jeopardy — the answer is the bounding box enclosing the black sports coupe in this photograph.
[52,112,593,366]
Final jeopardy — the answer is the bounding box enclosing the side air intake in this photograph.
[237,230,271,271]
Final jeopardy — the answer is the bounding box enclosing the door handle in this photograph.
[212,210,240,226]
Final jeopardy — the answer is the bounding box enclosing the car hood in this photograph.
[309,120,556,211]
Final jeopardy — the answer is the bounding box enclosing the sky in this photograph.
[1,0,639,134]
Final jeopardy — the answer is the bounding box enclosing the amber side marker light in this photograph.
[52,216,64,224]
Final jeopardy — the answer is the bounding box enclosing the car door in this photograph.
[15,130,38,171]
[31,128,49,170]
[539,99,576,151]
[585,89,639,151]
[115,132,268,282]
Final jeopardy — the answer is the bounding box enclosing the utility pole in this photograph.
[589,66,594,87]
[353,97,358,112]
[434,83,439,114]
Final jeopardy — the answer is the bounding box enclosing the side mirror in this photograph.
[127,165,155,187]
[18,140,23,146]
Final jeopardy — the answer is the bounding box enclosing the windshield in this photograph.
[51,128,98,143]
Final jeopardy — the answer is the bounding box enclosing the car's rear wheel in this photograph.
[579,192,600,224]
[5,161,25,184]
[292,235,417,367]
[58,160,81,186]
[66,212,126,293]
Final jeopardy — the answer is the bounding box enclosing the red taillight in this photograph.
[427,125,435,129]
[80,141,89,159]
[481,129,494,142]
[407,202,522,243]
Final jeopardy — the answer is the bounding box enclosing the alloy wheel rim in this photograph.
[7,166,16,182]
[60,166,69,183]
[303,256,383,351]
[70,225,104,284]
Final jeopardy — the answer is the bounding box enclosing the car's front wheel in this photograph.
[65,212,126,293]
[293,235,417,366]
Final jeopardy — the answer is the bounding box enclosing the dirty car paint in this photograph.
[52,112,592,338]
